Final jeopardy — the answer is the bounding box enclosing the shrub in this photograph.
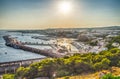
[102,74,120,79]
[64,76,69,79]
[3,74,15,79]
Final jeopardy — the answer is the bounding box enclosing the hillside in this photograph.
[57,67,120,79]
[2,48,120,79]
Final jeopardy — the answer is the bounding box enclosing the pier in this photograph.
[3,35,64,58]
[0,58,45,75]
[22,42,51,46]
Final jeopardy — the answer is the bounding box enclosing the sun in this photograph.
[58,1,72,14]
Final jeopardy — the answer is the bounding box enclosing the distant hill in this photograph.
[46,26,120,31]
[91,26,120,30]
[5,26,120,32]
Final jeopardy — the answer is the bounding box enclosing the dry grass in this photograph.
[57,67,120,79]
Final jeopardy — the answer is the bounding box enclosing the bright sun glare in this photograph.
[58,1,72,14]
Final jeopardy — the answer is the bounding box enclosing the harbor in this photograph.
[3,35,64,58]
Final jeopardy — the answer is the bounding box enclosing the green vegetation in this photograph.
[3,74,15,79]
[102,74,120,79]
[13,48,120,79]
[58,67,120,79]
[88,40,98,46]
[63,76,69,79]
[77,35,90,42]
[106,35,120,49]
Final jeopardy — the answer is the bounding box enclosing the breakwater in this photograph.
[3,35,64,58]
[0,58,44,74]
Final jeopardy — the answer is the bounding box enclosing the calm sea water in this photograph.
[0,31,46,63]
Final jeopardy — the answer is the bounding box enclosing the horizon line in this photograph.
[0,25,120,30]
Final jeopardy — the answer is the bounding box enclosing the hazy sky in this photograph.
[0,0,120,29]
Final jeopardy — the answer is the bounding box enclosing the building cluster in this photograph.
[46,29,120,54]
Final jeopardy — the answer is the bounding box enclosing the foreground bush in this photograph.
[102,74,120,79]
[3,74,15,79]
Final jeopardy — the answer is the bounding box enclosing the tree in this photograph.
[15,67,30,79]
[101,58,110,69]
[93,58,110,71]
